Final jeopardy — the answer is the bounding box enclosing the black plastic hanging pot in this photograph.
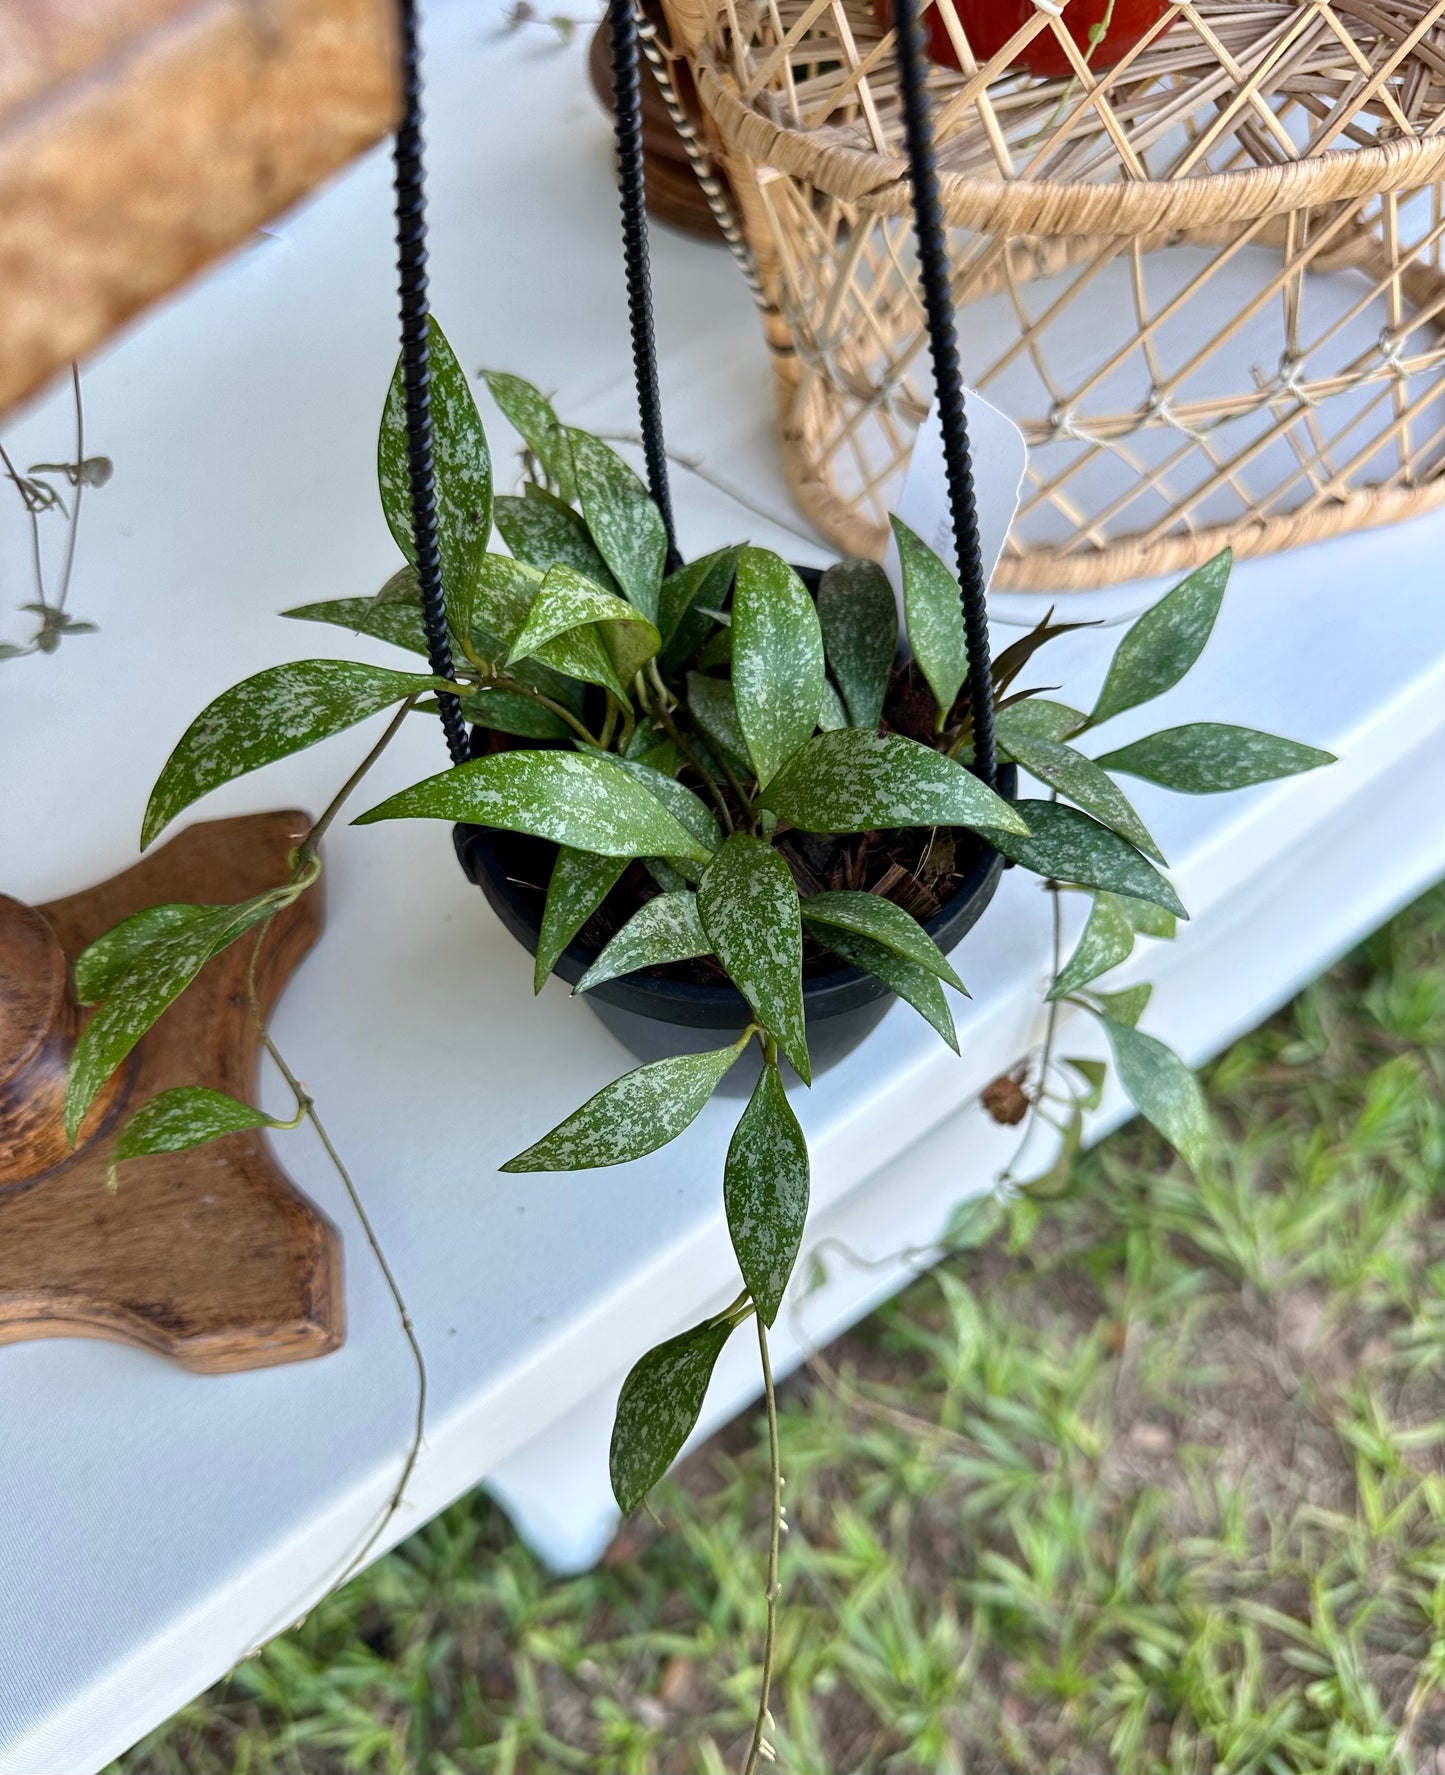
[454,764,1016,1044]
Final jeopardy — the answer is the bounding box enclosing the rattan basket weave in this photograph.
[659,0,1445,588]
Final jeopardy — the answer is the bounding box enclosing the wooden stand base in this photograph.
[0,812,344,1373]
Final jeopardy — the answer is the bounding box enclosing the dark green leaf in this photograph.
[800,889,963,990]
[456,686,571,740]
[814,925,957,1051]
[997,731,1165,863]
[143,661,441,849]
[1048,891,1135,1000]
[1088,550,1231,728]
[981,800,1186,919]
[534,848,626,993]
[494,487,617,591]
[282,598,430,655]
[482,371,573,499]
[685,673,752,778]
[575,891,709,993]
[1101,1019,1212,1168]
[567,429,666,622]
[995,697,1085,746]
[759,730,1027,837]
[699,834,809,1083]
[892,515,968,716]
[113,1087,271,1169]
[725,1061,809,1326]
[1095,722,1335,793]
[355,750,713,862]
[502,1039,745,1170]
[610,1316,734,1512]
[732,547,825,788]
[658,547,738,671]
[817,558,897,730]
[379,318,491,637]
[509,564,658,687]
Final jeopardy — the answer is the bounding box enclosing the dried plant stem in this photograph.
[55,365,84,615]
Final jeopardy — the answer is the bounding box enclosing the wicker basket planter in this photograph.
[660,0,1445,587]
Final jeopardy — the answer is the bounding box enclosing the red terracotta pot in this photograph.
[874,0,1169,79]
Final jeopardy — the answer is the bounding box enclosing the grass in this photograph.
[119,882,1445,1774]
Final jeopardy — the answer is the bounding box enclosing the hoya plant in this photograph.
[64,321,1331,1759]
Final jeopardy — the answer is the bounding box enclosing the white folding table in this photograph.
[3,5,1445,1769]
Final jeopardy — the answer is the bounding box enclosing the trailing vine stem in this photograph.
[638,667,735,835]
[298,696,419,868]
[248,931,427,1596]
[745,1311,782,1775]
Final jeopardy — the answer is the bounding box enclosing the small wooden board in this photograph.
[0,812,344,1372]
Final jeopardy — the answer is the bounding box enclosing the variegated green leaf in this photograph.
[817,557,897,730]
[471,555,630,702]
[998,731,1165,864]
[892,515,968,718]
[731,547,825,788]
[686,673,752,777]
[482,370,574,499]
[605,755,723,857]
[282,598,430,655]
[379,318,491,637]
[1088,550,1231,728]
[508,564,659,686]
[658,547,738,670]
[818,680,848,731]
[355,749,712,861]
[995,697,1086,747]
[66,901,278,1140]
[502,1038,746,1171]
[534,848,626,993]
[494,487,617,591]
[800,889,964,990]
[815,925,958,1051]
[575,891,709,993]
[142,661,443,849]
[759,730,1027,836]
[113,1087,271,1173]
[1122,895,1176,940]
[699,834,810,1084]
[1048,891,1135,1000]
[1095,722,1334,794]
[982,800,1186,919]
[1093,982,1152,1026]
[610,1315,735,1512]
[74,903,229,1005]
[725,1060,809,1326]
[567,429,667,622]
[1100,1019,1212,1169]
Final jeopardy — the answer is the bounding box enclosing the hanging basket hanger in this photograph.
[390,0,997,786]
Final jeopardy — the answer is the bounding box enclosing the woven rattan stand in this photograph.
[658,0,1445,587]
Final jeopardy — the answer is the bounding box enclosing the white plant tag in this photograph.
[882,391,1028,615]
